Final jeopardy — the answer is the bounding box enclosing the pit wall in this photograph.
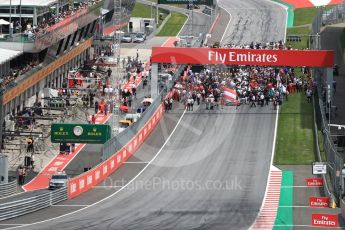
[68,104,164,199]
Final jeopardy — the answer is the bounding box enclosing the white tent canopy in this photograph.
[0,19,9,25]
[0,0,57,7]
[0,48,22,65]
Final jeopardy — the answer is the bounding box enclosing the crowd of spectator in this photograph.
[22,0,102,39]
[1,59,40,88]
[172,41,314,110]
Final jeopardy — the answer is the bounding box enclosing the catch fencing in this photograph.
[314,85,343,201]
[321,3,345,25]
[311,8,344,204]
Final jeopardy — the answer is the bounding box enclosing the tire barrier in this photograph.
[0,187,68,221]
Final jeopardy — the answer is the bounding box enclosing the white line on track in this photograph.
[177,13,189,37]
[281,185,322,188]
[219,3,232,44]
[0,191,26,201]
[249,106,280,230]
[5,109,187,230]
[271,102,280,168]
[123,162,149,164]
[52,205,89,207]
[93,186,123,188]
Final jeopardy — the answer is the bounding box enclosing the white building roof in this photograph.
[0,0,58,7]
[0,48,21,65]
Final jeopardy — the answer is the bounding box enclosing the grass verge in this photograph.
[146,0,186,8]
[286,26,310,49]
[131,2,167,26]
[274,92,316,165]
[156,12,187,36]
[294,6,334,26]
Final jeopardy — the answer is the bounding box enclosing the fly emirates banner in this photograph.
[151,47,334,67]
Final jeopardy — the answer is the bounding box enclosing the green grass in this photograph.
[318,130,326,161]
[156,12,187,36]
[131,2,168,26]
[286,6,334,49]
[146,0,186,8]
[286,26,310,49]
[294,6,334,26]
[274,92,316,165]
[131,2,155,18]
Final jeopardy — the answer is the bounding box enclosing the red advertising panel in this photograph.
[312,214,338,228]
[151,47,334,67]
[309,197,330,208]
[68,104,164,199]
[306,178,323,187]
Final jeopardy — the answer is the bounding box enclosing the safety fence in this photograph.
[314,70,344,203]
[341,199,345,220]
[0,187,67,221]
[311,9,344,204]
[321,3,345,25]
[313,90,341,202]
[0,178,17,199]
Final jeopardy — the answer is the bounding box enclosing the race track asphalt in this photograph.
[138,0,210,37]
[218,0,287,45]
[6,103,277,230]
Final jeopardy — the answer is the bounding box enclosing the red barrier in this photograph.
[68,105,164,199]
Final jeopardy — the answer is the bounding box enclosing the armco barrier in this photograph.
[0,179,17,199]
[0,187,67,221]
[68,104,164,199]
